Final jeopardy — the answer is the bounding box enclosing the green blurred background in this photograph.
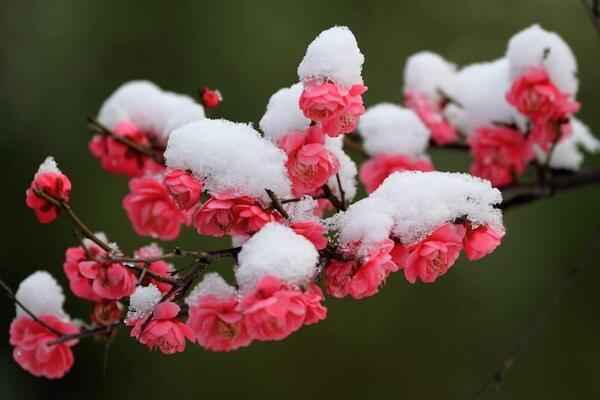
[1,1,600,399]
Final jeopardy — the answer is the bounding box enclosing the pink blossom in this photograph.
[25,172,71,224]
[279,128,339,195]
[91,301,124,327]
[63,245,103,302]
[324,240,398,299]
[506,67,580,124]
[10,315,79,379]
[134,245,175,293]
[129,302,194,355]
[359,154,434,193]
[300,283,327,325]
[187,295,252,352]
[200,87,223,109]
[163,169,203,210]
[89,121,162,177]
[122,175,186,241]
[78,259,137,300]
[392,223,466,284]
[194,194,275,237]
[239,276,306,341]
[528,120,573,152]
[463,224,504,261]
[405,91,457,145]
[468,126,533,187]
[299,81,346,122]
[321,84,368,136]
[290,220,329,250]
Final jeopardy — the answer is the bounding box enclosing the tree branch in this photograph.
[265,189,289,219]
[47,321,123,346]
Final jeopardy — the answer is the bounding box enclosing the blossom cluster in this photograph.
[14,23,598,380]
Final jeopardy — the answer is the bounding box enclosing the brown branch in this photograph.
[322,184,345,212]
[87,116,164,164]
[335,173,346,209]
[429,139,470,151]
[265,189,289,219]
[343,135,369,157]
[48,321,123,346]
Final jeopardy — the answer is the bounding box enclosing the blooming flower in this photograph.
[299,81,346,122]
[163,169,203,210]
[25,159,71,224]
[91,301,124,327]
[325,240,398,299]
[359,153,434,193]
[321,84,368,136]
[239,276,306,341]
[10,315,80,379]
[187,295,252,352]
[300,283,327,325]
[134,244,175,293]
[463,224,504,261]
[405,91,457,145]
[290,220,329,250]
[78,260,137,300]
[200,87,223,108]
[63,245,104,302]
[89,121,162,177]
[468,125,533,187]
[129,302,194,355]
[278,127,339,195]
[122,174,187,241]
[392,223,466,284]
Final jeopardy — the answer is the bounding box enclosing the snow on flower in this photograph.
[260,83,310,142]
[126,284,162,323]
[15,271,68,320]
[25,157,71,224]
[165,119,292,203]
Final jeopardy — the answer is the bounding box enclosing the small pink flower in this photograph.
[324,240,398,299]
[290,220,328,250]
[301,283,327,325]
[89,121,162,177]
[129,302,194,355]
[91,301,124,327]
[506,67,580,125]
[63,245,103,302]
[405,91,457,145]
[463,224,504,261]
[10,315,80,379]
[25,172,71,224]
[79,260,137,300]
[194,194,275,237]
[392,223,466,284]
[239,276,306,341]
[321,84,368,136]
[299,81,346,122]
[313,198,333,217]
[187,295,252,352]
[359,154,434,193]
[279,128,339,195]
[123,175,186,241]
[528,119,573,152]
[200,87,223,109]
[163,169,203,210]
[468,126,533,187]
[134,245,175,293]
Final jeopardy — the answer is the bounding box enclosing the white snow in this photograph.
[185,273,237,306]
[325,143,358,202]
[358,103,430,156]
[34,156,61,179]
[165,119,292,202]
[259,83,310,142]
[284,196,319,222]
[297,26,365,88]
[236,223,319,292]
[403,51,457,101]
[126,284,161,322]
[98,80,205,145]
[15,271,67,320]
[506,24,578,96]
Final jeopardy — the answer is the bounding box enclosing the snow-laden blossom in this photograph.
[163,169,203,210]
[129,302,194,355]
[392,223,466,284]
[463,224,505,261]
[25,157,71,224]
[360,154,434,193]
[468,125,533,187]
[122,174,187,241]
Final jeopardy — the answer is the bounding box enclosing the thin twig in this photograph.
[471,230,600,399]
[47,321,122,346]
[335,173,346,209]
[322,184,345,212]
[265,189,289,219]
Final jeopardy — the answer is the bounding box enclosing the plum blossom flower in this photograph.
[193,194,276,237]
[239,276,307,341]
[463,224,504,261]
[200,87,223,108]
[468,125,534,187]
[129,302,194,355]
[10,315,79,379]
[290,220,329,250]
[25,158,71,224]
[134,244,175,293]
[163,169,203,210]
[321,84,368,136]
[300,283,327,325]
[359,153,434,193]
[278,126,339,196]
[324,240,398,299]
[187,295,252,352]
[392,223,465,284]
[405,91,457,145]
[63,245,104,302]
[123,174,187,241]
[78,260,136,300]
[89,121,162,177]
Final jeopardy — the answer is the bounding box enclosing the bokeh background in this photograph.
[1,1,600,399]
